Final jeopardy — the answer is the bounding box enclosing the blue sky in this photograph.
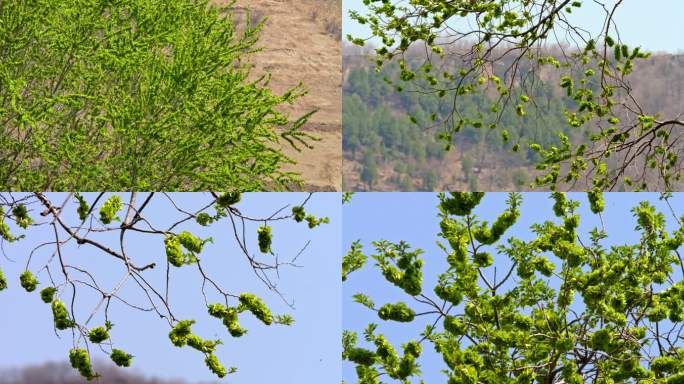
[344,0,684,53]
[0,192,341,383]
[343,192,684,383]
[6,191,684,383]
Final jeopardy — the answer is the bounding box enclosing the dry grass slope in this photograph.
[218,0,342,191]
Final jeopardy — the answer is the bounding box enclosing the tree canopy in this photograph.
[348,1,684,191]
[343,192,684,383]
[0,192,328,380]
[0,0,316,190]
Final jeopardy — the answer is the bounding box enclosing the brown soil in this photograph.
[216,0,342,191]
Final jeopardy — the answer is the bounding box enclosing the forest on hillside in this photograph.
[343,45,684,191]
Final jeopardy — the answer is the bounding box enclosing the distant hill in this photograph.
[342,43,684,191]
[0,361,196,384]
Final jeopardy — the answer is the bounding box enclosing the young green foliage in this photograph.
[343,241,367,281]
[0,207,21,242]
[292,206,330,228]
[372,240,424,297]
[75,193,90,221]
[164,231,210,267]
[11,205,32,229]
[99,196,123,224]
[344,192,684,383]
[0,0,316,191]
[343,192,355,204]
[209,303,247,337]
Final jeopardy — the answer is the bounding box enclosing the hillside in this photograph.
[229,0,342,191]
[343,44,684,191]
[0,362,191,384]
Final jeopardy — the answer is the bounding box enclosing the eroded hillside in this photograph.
[221,0,342,191]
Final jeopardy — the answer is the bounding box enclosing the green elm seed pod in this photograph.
[224,316,248,337]
[382,266,403,285]
[196,212,212,226]
[110,349,133,367]
[440,192,485,216]
[164,235,184,267]
[11,204,33,229]
[473,252,493,267]
[75,194,89,221]
[0,221,13,242]
[434,284,462,305]
[590,328,614,352]
[443,315,467,335]
[396,354,416,379]
[403,341,422,358]
[0,267,7,291]
[19,271,38,292]
[257,226,272,254]
[292,206,305,222]
[587,189,604,214]
[69,348,96,380]
[216,193,241,208]
[168,320,195,347]
[373,335,398,361]
[88,326,110,343]
[208,303,228,318]
[551,192,567,217]
[647,304,669,323]
[564,215,580,231]
[377,302,415,322]
[205,354,227,378]
[221,307,247,337]
[346,348,376,366]
[177,231,205,254]
[40,287,57,303]
[52,300,74,330]
[186,335,220,354]
[239,293,273,325]
[99,195,122,224]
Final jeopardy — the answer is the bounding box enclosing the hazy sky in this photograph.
[343,192,684,383]
[0,192,341,383]
[344,0,684,53]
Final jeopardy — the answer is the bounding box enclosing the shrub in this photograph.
[0,0,315,190]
